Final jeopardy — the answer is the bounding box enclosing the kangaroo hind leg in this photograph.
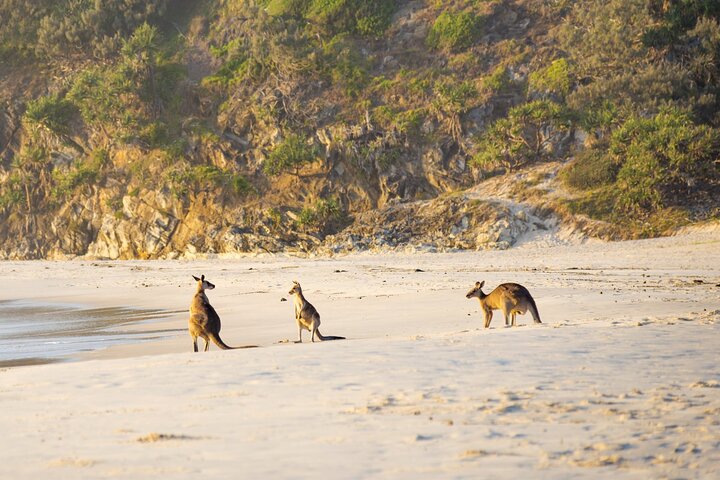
[502,307,511,327]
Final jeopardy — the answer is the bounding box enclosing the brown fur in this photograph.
[288,281,345,342]
[188,275,256,351]
[466,281,542,328]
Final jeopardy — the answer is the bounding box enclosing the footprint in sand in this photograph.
[48,457,96,468]
[136,433,204,443]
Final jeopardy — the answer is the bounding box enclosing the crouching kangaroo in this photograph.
[288,281,345,342]
[188,275,256,351]
[466,281,542,328]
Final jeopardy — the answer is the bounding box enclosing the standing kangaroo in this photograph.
[288,281,345,342]
[188,275,255,352]
[466,281,542,328]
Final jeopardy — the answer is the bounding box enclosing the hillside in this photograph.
[1,0,719,259]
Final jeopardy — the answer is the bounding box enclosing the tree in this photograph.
[121,23,161,116]
[472,100,571,172]
[264,133,319,177]
[431,79,478,143]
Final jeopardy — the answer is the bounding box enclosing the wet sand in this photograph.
[0,300,182,366]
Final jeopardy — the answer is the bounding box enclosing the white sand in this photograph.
[1,228,719,479]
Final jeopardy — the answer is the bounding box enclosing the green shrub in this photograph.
[138,122,170,148]
[434,80,477,110]
[207,4,316,92]
[307,0,397,37]
[68,67,125,126]
[427,11,481,52]
[615,146,664,212]
[68,61,159,143]
[296,197,344,234]
[164,164,253,198]
[559,0,693,119]
[567,62,689,122]
[0,0,167,59]
[323,34,369,97]
[576,99,619,134]
[0,172,25,210]
[4,146,53,210]
[190,165,252,195]
[560,149,619,191]
[611,108,720,212]
[372,106,425,137]
[644,0,720,48]
[265,207,283,231]
[204,39,247,87]
[557,0,650,74]
[483,65,512,93]
[528,58,573,98]
[264,133,319,176]
[432,79,478,140]
[472,100,571,171]
[395,109,425,137]
[685,17,720,88]
[52,149,109,199]
[66,23,184,145]
[266,0,312,17]
[23,94,76,136]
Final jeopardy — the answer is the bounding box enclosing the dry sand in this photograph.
[1,227,719,479]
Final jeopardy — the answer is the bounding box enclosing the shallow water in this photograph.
[0,300,182,367]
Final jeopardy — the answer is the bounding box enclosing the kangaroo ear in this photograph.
[201,274,205,281]
[192,275,200,281]
[292,280,298,285]
[478,281,485,288]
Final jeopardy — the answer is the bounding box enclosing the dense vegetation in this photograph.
[0,0,718,251]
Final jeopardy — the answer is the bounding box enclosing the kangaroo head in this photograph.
[466,281,485,299]
[288,280,302,295]
[192,274,215,291]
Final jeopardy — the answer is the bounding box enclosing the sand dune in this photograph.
[0,228,719,478]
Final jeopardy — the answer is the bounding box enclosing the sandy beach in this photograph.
[1,227,719,479]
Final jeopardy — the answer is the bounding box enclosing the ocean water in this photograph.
[0,300,182,367]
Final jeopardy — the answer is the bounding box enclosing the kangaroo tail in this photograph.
[316,329,346,341]
[209,333,258,350]
[528,295,542,324]
[209,332,233,350]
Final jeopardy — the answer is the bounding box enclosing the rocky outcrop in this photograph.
[320,194,556,254]
[87,191,181,259]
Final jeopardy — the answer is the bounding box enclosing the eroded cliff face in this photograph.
[0,1,557,259]
[4,0,714,259]
[1,68,508,260]
[0,92,574,260]
[0,51,594,261]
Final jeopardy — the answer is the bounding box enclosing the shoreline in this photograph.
[0,299,182,367]
[1,227,719,365]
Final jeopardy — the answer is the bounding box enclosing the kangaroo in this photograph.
[188,275,256,351]
[288,281,345,342]
[466,281,542,328]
